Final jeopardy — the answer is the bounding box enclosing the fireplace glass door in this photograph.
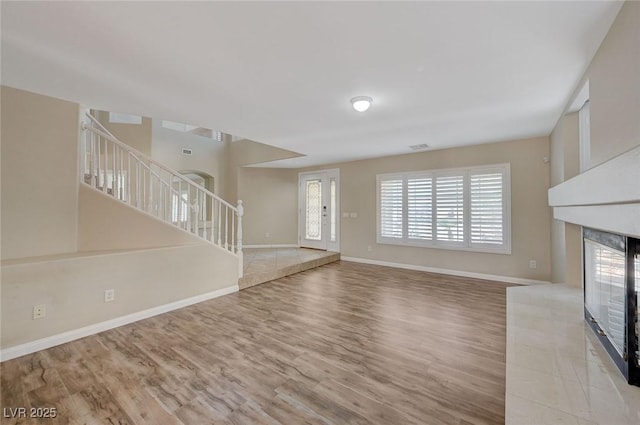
[636,253,640,368]
[583,228,639,385]
[584,239,626,355]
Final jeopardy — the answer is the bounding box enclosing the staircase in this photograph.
[80,113,244,276]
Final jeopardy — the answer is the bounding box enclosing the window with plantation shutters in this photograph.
[379,178,403,238]
[407,177,433,241]
[435,175,464,243]
[470,171,505,247]
[377,164,510,254]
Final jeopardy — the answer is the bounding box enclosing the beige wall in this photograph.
[77,184,203,251]
[550,220,567,284]
[227,139,302,205]
[237,167,299,245]
[562,114,582,288]
[548,2,639,287]
[549,112,579,284]
[563,113,580,180]
[151,120,230,199]
[577,1,640,168]
[1,243,238,349]
[549,116,567,283]
[565,223,582,288]
[1,86,80,260]
[232,139,301,167]
[94,110,152,156]
[297,137,552,281]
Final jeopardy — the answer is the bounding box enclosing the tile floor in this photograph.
[506,284,640,425]
[239,247,340,289]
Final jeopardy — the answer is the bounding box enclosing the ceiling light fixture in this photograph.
[350,96,373,112]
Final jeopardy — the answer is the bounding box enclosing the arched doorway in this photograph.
[170,170,215,225]
[179,170,214,194]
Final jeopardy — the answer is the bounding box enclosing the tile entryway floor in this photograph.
[239,247,339,289]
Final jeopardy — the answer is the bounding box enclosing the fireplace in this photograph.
[583,227,640,385]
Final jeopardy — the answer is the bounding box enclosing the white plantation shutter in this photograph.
[377,164,510,253]
[379,178,403,238]
[407,177,433,241]
[470,171,504,246]
[435,175,464,243]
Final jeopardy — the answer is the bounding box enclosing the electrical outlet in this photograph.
[104,289,115,303]
[265,232,270,238]
[33,304,46,320]
[529,260,537,269]
[367,245,373,252]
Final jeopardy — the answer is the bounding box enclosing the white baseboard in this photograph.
[244,244,299,249]
[0,285,238,362]
[340,256,550,286]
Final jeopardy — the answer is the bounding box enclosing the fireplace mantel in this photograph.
[549,144,640,238]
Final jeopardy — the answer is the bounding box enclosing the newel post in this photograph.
[237,200,244,278]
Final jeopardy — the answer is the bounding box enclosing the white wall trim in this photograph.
[340,256,550,286]
[0,285,238,362]
[243,244,299,249]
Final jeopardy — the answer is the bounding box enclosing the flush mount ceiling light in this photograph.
[350,96,373,112]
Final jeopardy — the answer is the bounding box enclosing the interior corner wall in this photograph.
[94,110,152,156]
[550,219,567,284]
[1,86,80,260]
[227,139,303,206]
[565,223,582,288]
[562,114,582,288]
[581,1,640,168]
[562,113,580,180]
[237,167,298,245]
[150,120,230,200]
[549,112,579,284]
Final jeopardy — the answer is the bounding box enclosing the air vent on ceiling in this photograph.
[409,143,429,151]
[181,148,193,156]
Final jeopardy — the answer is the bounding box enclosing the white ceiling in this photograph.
[1,1,622,168]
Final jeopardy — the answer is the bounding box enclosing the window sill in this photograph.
[376,238,511,255]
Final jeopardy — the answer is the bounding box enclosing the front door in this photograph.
[299,169,339,251]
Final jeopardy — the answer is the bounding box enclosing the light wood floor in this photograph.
[1,261,513,425]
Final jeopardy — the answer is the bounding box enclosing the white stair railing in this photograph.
[80,114,244,276]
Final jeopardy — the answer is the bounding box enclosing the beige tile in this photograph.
[239,248,339,288]
[507,363,591,419]
[507,343,578,380]
[581,384,640,425]
[506,284,640,425]
[506,393,598,425]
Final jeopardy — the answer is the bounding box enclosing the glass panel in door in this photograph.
[305,179,322,241]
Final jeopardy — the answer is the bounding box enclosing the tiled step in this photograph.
[239,250,340,290]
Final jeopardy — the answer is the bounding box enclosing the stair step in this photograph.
[239,252,340,290]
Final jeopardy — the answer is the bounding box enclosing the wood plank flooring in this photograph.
[1,261,513,425]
